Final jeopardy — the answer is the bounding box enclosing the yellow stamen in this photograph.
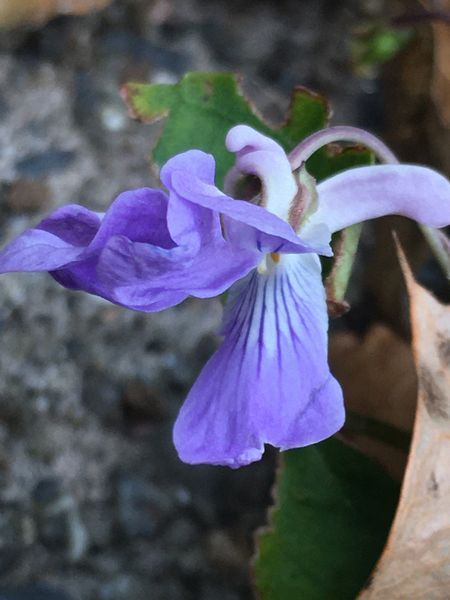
[270,252,280,263]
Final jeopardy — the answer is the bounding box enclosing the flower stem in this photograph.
[288,125,398,169]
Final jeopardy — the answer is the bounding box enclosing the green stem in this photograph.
[420,225,450,279]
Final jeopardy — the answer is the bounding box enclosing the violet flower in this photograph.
[1,125,449,467]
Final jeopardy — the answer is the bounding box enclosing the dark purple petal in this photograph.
[310,164,450,233]
[90,188,175,250]
[37,204,101,246]
[173,253,344,467]
[50,255,103,293]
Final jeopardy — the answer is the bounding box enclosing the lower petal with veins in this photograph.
[173,253,344,467]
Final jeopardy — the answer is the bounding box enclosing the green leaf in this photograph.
[254,439,399,600]
[123,72,329,185]
[308,146,373,182]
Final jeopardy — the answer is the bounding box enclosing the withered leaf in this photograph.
[358,244,450,599]
[330,324,417,481]
[330,325,417,432]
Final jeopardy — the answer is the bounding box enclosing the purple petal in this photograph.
[48,243,189,311]
[90,188,175,250]
[0,229,86,272]
[169,167,331,256]
[0,204,102,274]
[96,283,188,312]
[166,189,221,252]
[50,257,100,292]
[160,149,216,188]
[161,147,330,255]
[173,253,344,467]
[49,246,188,312]
[96,233,260,307]
[225,125,298,223]
[49,188,184,306]
[226,124,284,155]
[37,205,101,246]
[311,164,450,233]
[161,150,222,250]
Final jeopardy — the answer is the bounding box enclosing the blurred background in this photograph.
[0,1,448,599]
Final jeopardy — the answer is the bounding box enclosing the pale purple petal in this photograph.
[87,184,230,306]
[225,125,298,223]
[169,168,331,256]
[162,148,330,256]
[226,124,283,155]
[161,149,216,187]
[161,150,221,250]
[0,229,86,272]
[166,188,222,252]
[173,253,344,467]
[96,283,188,312]
[0,204,103,273]
[310,164,450,234]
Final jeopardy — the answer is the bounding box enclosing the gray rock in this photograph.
[121,378,170,425]
[98,575,152,600]
[115,473,174,539]
[163,517,198,549]
[33,478,89,562]
[82,368,122,425]
[16,149,76,178]
[0,507,30,575]
[0,584,73,600]
[81,504,114,549]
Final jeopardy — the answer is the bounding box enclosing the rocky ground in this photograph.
[0,1,387,598]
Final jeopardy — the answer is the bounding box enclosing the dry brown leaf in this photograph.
[330,324,416,480]
[0,0,112,29]
[358,244,450,599]
[330,325,417,431]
